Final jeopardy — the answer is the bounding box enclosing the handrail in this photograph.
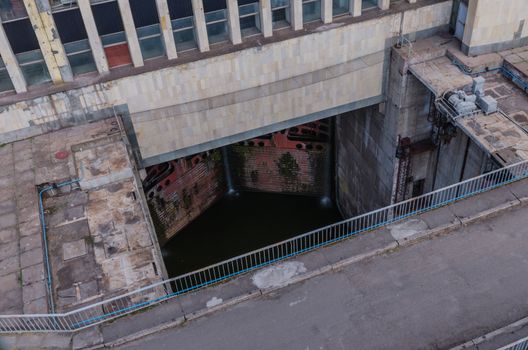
[2,160,528,333]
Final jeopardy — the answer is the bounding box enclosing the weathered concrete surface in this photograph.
[115,184,528,350]
[0,120,165,317]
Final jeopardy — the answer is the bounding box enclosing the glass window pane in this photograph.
[20,61,51,86]
[68,51,97,75]
[137,23,161,38]
[362,0,377,10]
[0,0,28,21]
[302,0,321,23]
[101,32,127,46]
[205,9,226,23]
[239,2,260,37]
[63,39,91,54]
[271,0,289,8]
[173,28,197,51]
[0,69,14,92]
[333,0,349,15]
[206,22,228,44]
[0,58,14,92]
[172,16,194,30]
[272,8,289,29]
[139,35,165,60]
[239,2,258,17]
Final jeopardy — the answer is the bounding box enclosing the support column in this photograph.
[155,0,178,59]
[378,0,389,10]
[350,0,361,17]
[191,0,210,52]
[0,21,26,93]
[23,0,73,83]
[117,0,144,67]
[226,0,242,45]
[321,0,332,24]
[78,0,109,73]
[259,0,273,38]
[290,0,303,31]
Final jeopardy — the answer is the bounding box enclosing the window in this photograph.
[54,8,97,75]
[172,16,197,52]
[0,0,28,22]
[302,0,321,23]
[0,57,14,93]
[130,0,165,60]
[168,0,197,52]
[362,0,377,10]
[93,1,132,68]
[205,9,229,44]
[271,0,290,29]
[333,0,349,16]
[137,24,165,60]
[204,0,228,44]
[238,1,260,37]
[17,50,51,86]
[4,19,51,86]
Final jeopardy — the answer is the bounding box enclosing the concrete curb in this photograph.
[93,194,526,349]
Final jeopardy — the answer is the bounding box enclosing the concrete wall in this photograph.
[336,106,395,217]
[462,0,528,55]
[0,0,453,168]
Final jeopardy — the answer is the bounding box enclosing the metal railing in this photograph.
[2,160,528,333]
[498,336,528,350]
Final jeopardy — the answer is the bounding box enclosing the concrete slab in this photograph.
[447,186,519,221]
[506,180,528,202]
[418,204,460,230]
[178,272,258,317]
[101,297,184,344]
[62,239,87,261]
[319,228,395,265]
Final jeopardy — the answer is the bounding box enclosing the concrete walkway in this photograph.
[115,181,528,350]
[2,178,528,349]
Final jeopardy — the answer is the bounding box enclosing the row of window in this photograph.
[0,0,382,93]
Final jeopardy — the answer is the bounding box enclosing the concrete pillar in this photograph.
[226,0,242,45]
[191,0,210,52]
[78,0,109,73]
[378,0,389,10]
[23,0,73,83]
[259,0,273,38]
[321,0,332,24]
[117,0,144,67]
[0,21,26,93]
[350,0,361,17]
[290,0,303,31]
[155,0,178,59]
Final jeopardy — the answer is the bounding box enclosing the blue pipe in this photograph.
[38,178,81,314]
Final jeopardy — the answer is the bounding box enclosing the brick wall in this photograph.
[229,121,331,195]
[144,150,226,244]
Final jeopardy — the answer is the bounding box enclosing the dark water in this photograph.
[161,191,342,277]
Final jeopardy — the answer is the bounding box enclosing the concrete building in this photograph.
[1,0,528,345]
